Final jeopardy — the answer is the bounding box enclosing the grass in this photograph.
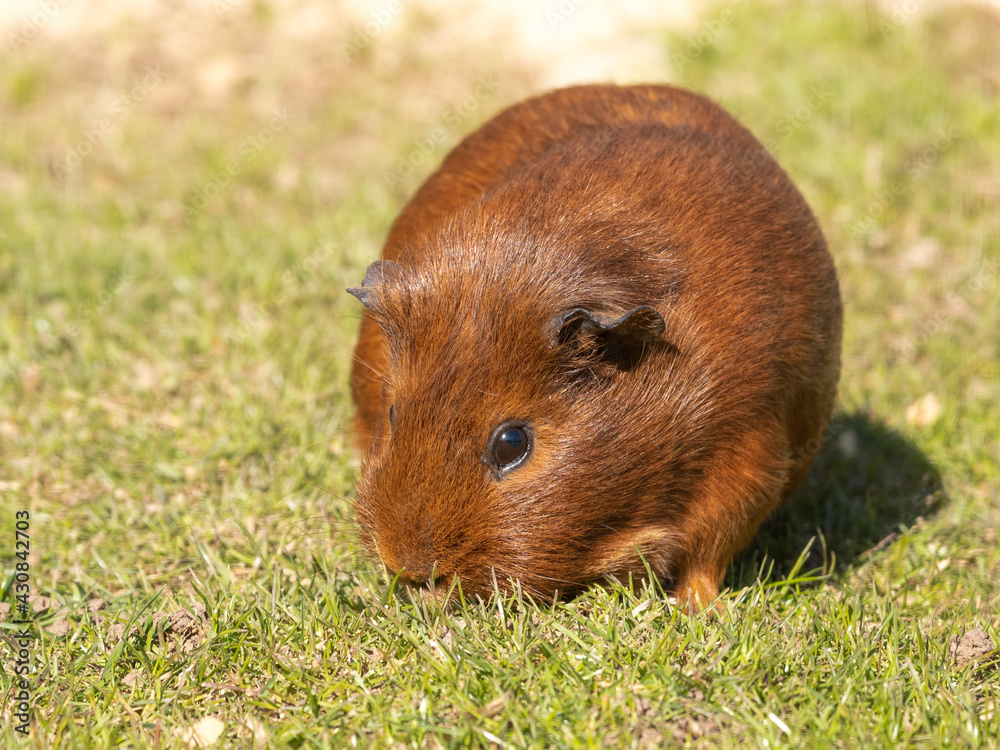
[1,0,998,747]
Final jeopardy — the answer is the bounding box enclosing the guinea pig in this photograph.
[348,83,842,609]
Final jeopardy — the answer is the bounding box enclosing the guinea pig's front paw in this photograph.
[674,568,725,614]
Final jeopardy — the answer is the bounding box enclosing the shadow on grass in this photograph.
[729,410,946,589]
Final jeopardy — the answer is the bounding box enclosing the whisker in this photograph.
[278,467,357,510]
[350,353,388,381]
[276,513,357,531]
[298,435,349,451]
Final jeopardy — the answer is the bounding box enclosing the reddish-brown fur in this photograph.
[348,84,842,609]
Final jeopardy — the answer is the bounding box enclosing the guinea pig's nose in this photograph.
[394,561,445,590]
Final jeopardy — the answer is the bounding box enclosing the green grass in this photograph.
[1,1,998,747]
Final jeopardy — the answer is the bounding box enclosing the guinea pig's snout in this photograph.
[394,564,447,591]
[383,536,449,591]
[389,553,454,594]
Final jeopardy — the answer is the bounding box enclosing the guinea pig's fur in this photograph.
[348,84,842,609]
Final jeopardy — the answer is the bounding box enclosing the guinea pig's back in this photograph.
[383,84,764,260]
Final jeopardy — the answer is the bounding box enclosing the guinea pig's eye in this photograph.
[388,403,397,432]
[486,422,532,475]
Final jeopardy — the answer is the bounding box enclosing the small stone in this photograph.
[105,622,127,645]
[906,393,942,428]
[949,628,996,669]
[638,727,663,749]
[123,670,142,688]
[177,716,225,748]
[479,694,507,718]
[46,618,73,636]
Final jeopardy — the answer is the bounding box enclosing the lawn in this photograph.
[1,1,998,747]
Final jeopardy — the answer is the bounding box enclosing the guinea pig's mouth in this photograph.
[387,562,541,606]
[390,568,469,607]
[396,568,447,592]
[401,579,455,606]
[387,564,593,607]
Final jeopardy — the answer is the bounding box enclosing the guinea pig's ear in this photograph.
[550,305,666,373]
[347,260,401,312]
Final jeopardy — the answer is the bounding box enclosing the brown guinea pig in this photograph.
[348,84,842,609]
